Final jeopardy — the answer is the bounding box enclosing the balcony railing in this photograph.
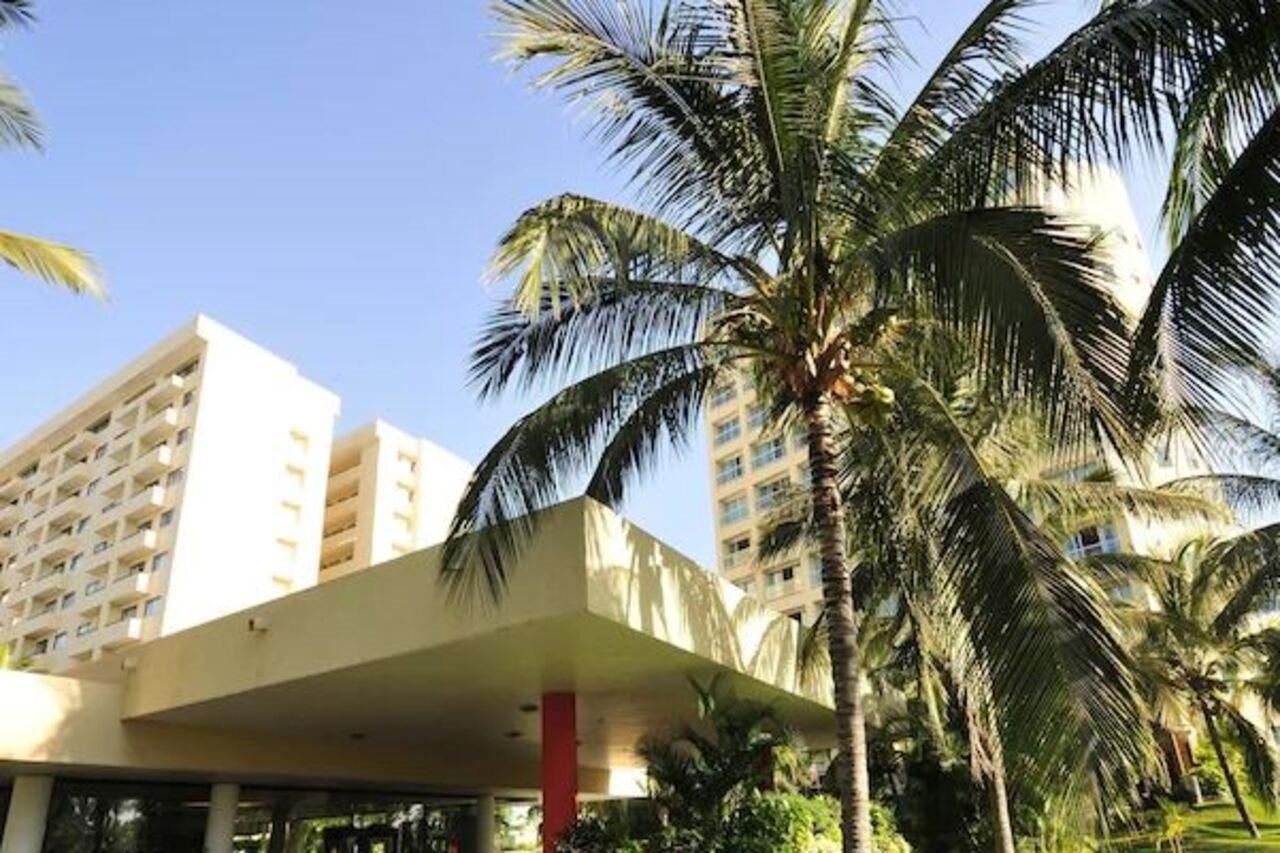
[98,616,143,650]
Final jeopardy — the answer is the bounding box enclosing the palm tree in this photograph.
[1099,533,1280,839]
[443,2,1280,848]
[638,676,802,842]
[0,0,103,298]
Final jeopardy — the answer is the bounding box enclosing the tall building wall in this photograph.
[0,316,340,672]
[319,420,472,582]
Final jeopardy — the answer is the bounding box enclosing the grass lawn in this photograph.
[1114,799,1280,850]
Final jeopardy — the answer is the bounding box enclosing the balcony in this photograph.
[20,608,61,638]
[55,459,92,491]
[123,486,166,522]
[0,476,21,503]
[61,431,96,460]
[108,570,154,605]
[324,492,359,525]
[138,407,179,446]
[35,534,77,566]
[0,501,19,526]
[27,567,70,599]
[148,374,186,407]
[132,444,175,482]
[68,626,99,656]
[98,616,143,650]
[0,531,15,557]
[46,492,88,529]
[116,529,159,563]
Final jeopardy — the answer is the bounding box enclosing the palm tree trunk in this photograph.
[989,760,1017,853]
[1200,701,1260,839]
[804,394,872,853]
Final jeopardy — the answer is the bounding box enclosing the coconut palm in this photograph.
[443,2,1280,848]
[1095,533,1280,839]
[0,0,103,298]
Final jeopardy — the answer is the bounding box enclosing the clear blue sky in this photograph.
[0,2,1165,568]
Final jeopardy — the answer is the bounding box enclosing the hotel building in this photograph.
[704,167,1202,619]
[320,420,472,582]
[0,316,340,674]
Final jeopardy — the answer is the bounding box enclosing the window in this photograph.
[182,391,195,408]
[93,445,107,460]
[746,404,766,431]
[719,495,749,526]
[75,518,88,533]
[159,510,175,528]
[710,383,736,408]
[176,428,190,447]
[85,579,105,596]
[1065,524,1121,560]
[175,358,200,378]
[60,592,76,610]
[713,418,741,447]
[715,455,744,486]
[763,565,796,598]
[734,578,755,595]
[721,535,751,569]
[39,598,56,614]
[751,436,787,469]
[285,465,306,488]
[128,561,145,576]
[32,638,48,655]
[92,540,111,554]
[69,553,82,572]
[754,476,790,512]
[119,605,139,621]
[51,632,68,651]
[76,621,95,637]
[143,597,163,618]
[151,552,170,572]
[808,555,823,589]
[165,469,185,488]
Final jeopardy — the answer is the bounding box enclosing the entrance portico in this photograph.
[0,499,832,851]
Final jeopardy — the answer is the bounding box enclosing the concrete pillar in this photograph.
[0,775,54,853]
[475,794,497,853]
[541,692,577,853]
[203,783,240,853]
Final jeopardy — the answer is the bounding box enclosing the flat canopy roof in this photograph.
[1,499,832,796]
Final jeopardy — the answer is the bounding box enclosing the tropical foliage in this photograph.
[1101,532,1280,839]
[443,0,1280,849]
[0,0,103,298]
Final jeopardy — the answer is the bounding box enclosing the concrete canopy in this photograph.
[1,499,833,796]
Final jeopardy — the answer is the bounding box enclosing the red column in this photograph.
[541,691,578,852]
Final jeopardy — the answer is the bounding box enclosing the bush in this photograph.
[557,794,908,852]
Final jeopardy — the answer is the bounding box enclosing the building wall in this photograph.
[0,316,339,672]
[319,421,471,582]
[160,323,338,634]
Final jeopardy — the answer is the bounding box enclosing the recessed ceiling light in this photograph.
[519,703,539,713]
[505,730,522,739]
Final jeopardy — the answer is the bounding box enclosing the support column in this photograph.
[0,775,53,853]
[203,783,240,853]
[475,794,497,853]
[541,692,577,853]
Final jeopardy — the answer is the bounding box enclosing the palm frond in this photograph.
[924,0,1280,206]
[0,0,32,28]
[489,193,753,312]
[441,343,735,602]
[1219,701,1280,809]
[1208,522,1280,636]
[1133,105,1280,413]
[1012,477,1228,535]
[0,73,40,149]
[869,207,1134,451]
[471,279,736,400]
[0,230,104,297]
